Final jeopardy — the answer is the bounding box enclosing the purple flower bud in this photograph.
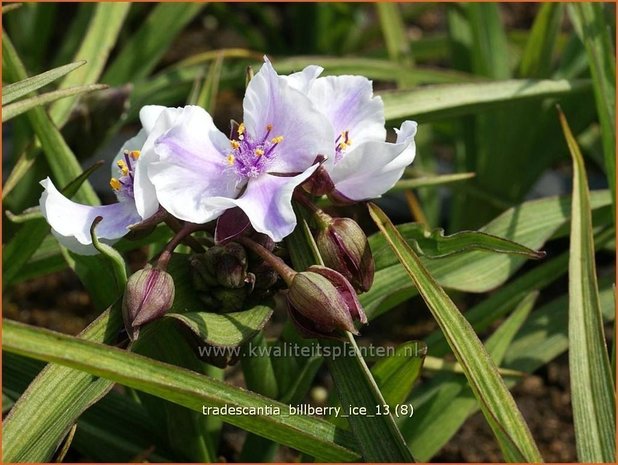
[122,266,175,340]
[287,265,367,338]
[316,217,374,293]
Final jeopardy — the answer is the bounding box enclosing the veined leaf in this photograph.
[370,222,544,263]
[381,78,590,122]
[560,109,615,462]
[2,319,360,462]
[369,203,542,462]
[362,190,612,319]
[167,305,274,348]
[403,291,538,461]
[2,83,107,122]
[1,60,85,105]
[2,307,121,462]
[389,172,475,191]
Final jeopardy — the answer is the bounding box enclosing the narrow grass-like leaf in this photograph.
[381,78,590,121]
[376,3,413,67]
[568,3,616,218]
[560,109,615,462]
[132,319,216,462]
[363,190,611,320]
[322,335,416,462]
[1,60,85,105]
[518,3,563,78]
[389,172,475,191]
[2,31,98,205]
[3,352,175,462]
[48,2,130,127]
[3,83,107,122]
[2,307,121,462]
[371,223,544,262]
[369,203,542,462]
[272,56,475,85]
[103,3,205,85]
[2,319,360,462]
[404,291,538,460]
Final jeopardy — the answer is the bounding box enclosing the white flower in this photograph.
[144,58,333,242]
[283,66,417,201]
[39,107,181,255]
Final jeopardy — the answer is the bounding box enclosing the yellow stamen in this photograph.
[271,135,284,144]
[231,140,241,150]
[255,148,264,157]
[130,150,141,160]
[117,160,129,176]
[110,178,121,191]
[237,123,245,135]
[227,154,235,165]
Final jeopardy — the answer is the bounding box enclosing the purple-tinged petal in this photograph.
[330,121,417,201]
[39,178,141,255]
[308,75,386,147]
[228,165,318,242]
[242,58,334,173]
[282,65,323,93]
[149,106,241,223]
[133,106,185,219]
[310,265,367,324]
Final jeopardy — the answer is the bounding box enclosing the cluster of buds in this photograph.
[190,238,280,313]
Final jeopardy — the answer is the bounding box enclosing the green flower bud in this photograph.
[190,243,248,291]
[316,217,374,293]
[122,266,175,340]
[287,265,367,338]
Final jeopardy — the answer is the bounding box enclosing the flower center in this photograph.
[335,130,352,162]
[110,149,140,200]
[226,123,284,179]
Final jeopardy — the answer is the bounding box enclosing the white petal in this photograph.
[330,121,417,201]
[134,106,185,219]
[243,59,334,173]
[308,75,386,147]
[281,65,323,93]
[149,106,240,223]
[39,178,141,255]
[228,166,318,242]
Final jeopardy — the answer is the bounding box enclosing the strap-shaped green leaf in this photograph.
[380,78,590,122]
[2,319,360,462]
[369,202,542,462]
[560,109,616,462]
[2,61,85,105]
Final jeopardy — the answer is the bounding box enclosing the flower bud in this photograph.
[216,243,248,289]
[122,265,175,340]
[316,217,374,293]
[190,243,248,291]
[287,265,367,338]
